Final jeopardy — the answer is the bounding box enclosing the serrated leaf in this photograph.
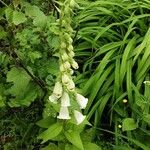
[38,122,63,143]
[13,11,27,25]
[5,7,13,22]
[83,142,102,150]
[122,118,137,131]
[7,67,31,96]
[65,131,84,150]
[0,26,7,39]
[25,4,47,27]
[142,114,150,124]
[8,83,37,107]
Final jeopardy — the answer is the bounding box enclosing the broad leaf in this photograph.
[41,143,60,150]
[7,67,31,96]
[38,122,63,143]
[142,114,150,124]
[83,142,102,150]
[122,118,137,131]
[13,11,27,25]
[65,131,84,150]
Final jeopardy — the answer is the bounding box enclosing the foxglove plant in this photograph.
[48,0,88,125]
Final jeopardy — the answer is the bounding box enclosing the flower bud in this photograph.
[53,82,63,98]
[57,106,71,120]
[60,64,65,72]
[71,60,79,69]
[67,79,75,91]
[60,92,70,107]
[76,93,88,109]
[74,110,86,125]
[68,45,73,51]
[49,94,58,104]
[62,52,69,61]
[68,69,74,75]
[61,42,66,49]
[64,61,71,69]
[68,51,75,57]
[62,74,70,85]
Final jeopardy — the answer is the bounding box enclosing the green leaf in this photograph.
[25,4,47,27]
[0,95,5,107]
[5,7,13,22]
[13,11,27,25]
[65,131,84,150]
[65,144,79,150]
[83,142,102,150]
[142,114,150,124]
[7,67,31,96]
[122,118,137,131]
[38,122,63,143]
[36,116,56,128]
[41,143,60,150]
[0,26,7,39]
[8,83,37,107]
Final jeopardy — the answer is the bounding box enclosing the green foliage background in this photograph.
[0,0,150,149]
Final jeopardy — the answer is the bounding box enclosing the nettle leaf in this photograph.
[38,122,63,143]
[25,4,47,27]
[65,131,84,150]
[5,7,13,22]
[7,67,31,96]
[0,26,7,39]
[83,142,102,150]
[122,118,138,131]
[13,11,27,25]
[8,83,38,107]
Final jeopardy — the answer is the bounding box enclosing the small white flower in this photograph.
[60,92,70,107]
[67,79,75,91]
[71,60,79,69]
[64,61,71,69]
[49,94,58,104]
[62,74,70,85]
[76,93,88,109]
[53,82,63,98]
[74,110,86,125]
[57,106,71,120]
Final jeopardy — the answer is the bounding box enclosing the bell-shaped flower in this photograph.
[62,74,70,85]
[61,92,70,107]
[76,93,88,109]
[74,110,86,125]
[71,60,79,69]
[53,82,63,98]
[49,94,58,104]
[67,79,75,91]
[57,106,71,120]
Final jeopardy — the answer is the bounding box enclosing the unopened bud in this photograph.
[67,79,75,91]
[123,99,128,103]
[68,51,75,57]
[62,74,70,85]
[71,60,79,69]
[61,42,66,49]
[64,61,71,69]
[62,52,69,61]
[68,45,73,51]
[60,64,65,72]
[118,124,122,128]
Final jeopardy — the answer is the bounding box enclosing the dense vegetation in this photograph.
[0,0,150,149]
